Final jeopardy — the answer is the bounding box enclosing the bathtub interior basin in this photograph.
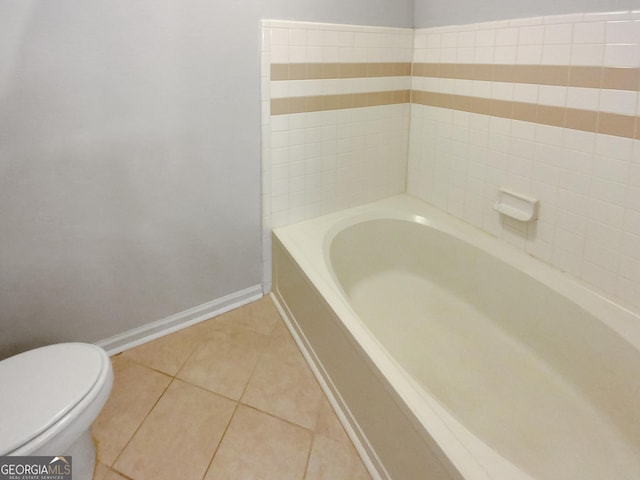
[271,194,640,480]
[330,217,640,480]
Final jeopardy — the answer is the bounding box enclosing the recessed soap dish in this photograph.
[493,188,539,222]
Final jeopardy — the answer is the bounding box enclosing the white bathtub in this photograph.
[270,194,640,480]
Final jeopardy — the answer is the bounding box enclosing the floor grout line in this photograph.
[108,375,176,471]
[93,297,371,480]
[199,398,242,480]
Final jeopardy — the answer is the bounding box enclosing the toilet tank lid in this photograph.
[0,343,109,455]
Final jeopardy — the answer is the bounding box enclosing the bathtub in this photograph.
[270,194,640,480]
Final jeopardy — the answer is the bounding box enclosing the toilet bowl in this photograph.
[0,343,113,480]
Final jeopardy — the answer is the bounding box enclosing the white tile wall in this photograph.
[268,105,409,228]
[409,11,640,312]
[267,20,414,63]
[261,20,412,291]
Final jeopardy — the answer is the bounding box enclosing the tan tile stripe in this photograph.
[413,63,640,91]
[269,60,639,137]
[412,90,640,139]
[271,90,411,115]
[271,62,412,81]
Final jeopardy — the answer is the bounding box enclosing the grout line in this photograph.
[172,337,207,380]
[107,466,135,480]
[199,399,241,480]
[234,328,319,434]
[100,301,366,480]
[196,310,297,479]
[115,354,179,379]
[198,323,311,479]
[108,376,176,470]
[237,402,317,435]
[301,431,317,480]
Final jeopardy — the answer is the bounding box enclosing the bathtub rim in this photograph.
[272,193,640,480]
[277,194,640,351]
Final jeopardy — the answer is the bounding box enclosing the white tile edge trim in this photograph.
[269,291,390,480]
[97,284,264,356]
[261,18,414,34]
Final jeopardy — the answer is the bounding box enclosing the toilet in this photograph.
[0,343,113,480]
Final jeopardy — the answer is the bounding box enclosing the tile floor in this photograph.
[91,296,373,480]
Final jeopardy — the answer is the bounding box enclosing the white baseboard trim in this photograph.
[97,284,264,356]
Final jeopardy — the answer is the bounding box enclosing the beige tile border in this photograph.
[269,61,639,138]
[272,88,639,139]
[412,90,640,139]
[413,63,640,92]
[271,90,411,115]
[271,63,412,81]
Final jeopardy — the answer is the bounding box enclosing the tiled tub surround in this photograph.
[411,64,640,138]
[257,12,640,480]
[261,21,413,290]
[409,11,640,312]
[261,14,640,312]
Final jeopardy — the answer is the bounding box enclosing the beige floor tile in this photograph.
[92,463,130,480]
[114,379,235,480]
[117,296,280,377]
[177,323,269,400]
[92,463,109,480]
[104,471,130,480]
[178,316,224,341]
[305,434,372,480]
[204,404,312,480]
[314,396,351,446]
[120,326,203,376]
[241,325,324,430]
[91,356,172,466]
[307,396,373,480]
[212,296,281,335]
[92,298,372,480]
[268,310,295,339]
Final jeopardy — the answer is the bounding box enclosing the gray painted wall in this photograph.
[415,0,640,27]
[0,0,414,358]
